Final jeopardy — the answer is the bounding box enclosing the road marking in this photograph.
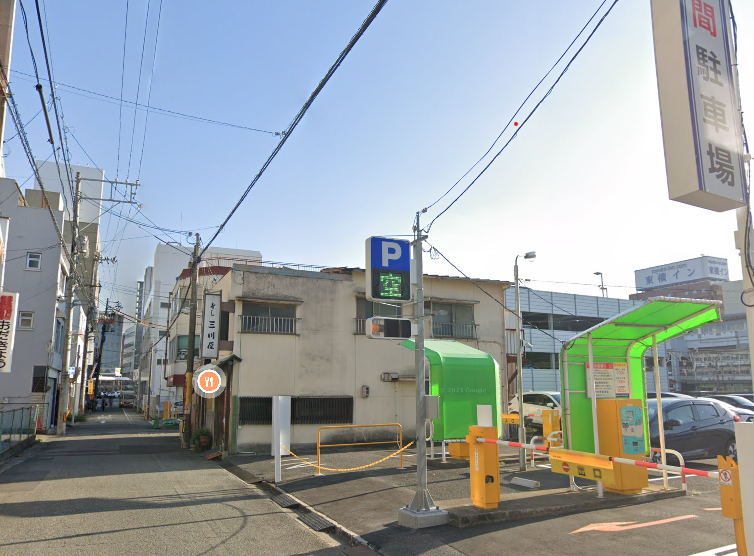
[688,544,738,556]
[123,410,134,424]
[703,508,722,511]
[569,515,698,534]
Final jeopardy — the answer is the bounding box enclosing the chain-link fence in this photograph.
[0,406,39,455]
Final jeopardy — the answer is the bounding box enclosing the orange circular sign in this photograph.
[196,369,222,395]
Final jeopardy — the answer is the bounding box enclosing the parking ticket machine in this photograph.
[597,399,648,494]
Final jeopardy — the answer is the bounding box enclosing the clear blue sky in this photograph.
[3,0,753,315]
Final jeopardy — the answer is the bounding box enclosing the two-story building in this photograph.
[166,262,511,453]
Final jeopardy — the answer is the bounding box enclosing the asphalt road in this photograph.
[0,410,353,556]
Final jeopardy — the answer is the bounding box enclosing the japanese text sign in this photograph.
[651,0,747,212]
[0,293,18,373]
[201,292,222,360]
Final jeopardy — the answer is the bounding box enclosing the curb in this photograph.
[447,487,687,527]
[218,461,378,553]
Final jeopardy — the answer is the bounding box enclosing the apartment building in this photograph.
[166,262,510,453]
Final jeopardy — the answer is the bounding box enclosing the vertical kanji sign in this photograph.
[651,0,747,212]
[201,293,222,360]
[0,292,18,373]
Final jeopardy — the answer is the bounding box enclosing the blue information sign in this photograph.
[365,237,411,302]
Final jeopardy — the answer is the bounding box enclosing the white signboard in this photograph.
[587,362,629,399]
[0,292,18,372]
[201,293,222,360]
[634,256,728,290]
[651,0,747,212]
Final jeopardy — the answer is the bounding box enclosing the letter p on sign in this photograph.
[382,241,401,267]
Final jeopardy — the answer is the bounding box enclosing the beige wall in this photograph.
[214,266,509,449]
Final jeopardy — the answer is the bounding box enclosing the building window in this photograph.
[174,335,200,361]
[18,311,34,329]
[524,352,554,369]
[431,302,475,339]
[522,312,551,329]
[241,302,298,334]
[26,252,42,270]
[354,297,402,334]
[53,318,64,354]
[160,302,170,309]
[238,396,354,425]
[552,314,604,332]
[31,366,47,392]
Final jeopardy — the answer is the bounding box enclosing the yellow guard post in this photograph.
[718,456,747,556]
[466,426,499,509]
[542,409,562,448]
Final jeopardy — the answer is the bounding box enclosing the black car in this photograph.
[738,394,754,403]
[710,394,754,410]
[646,392,694,399]
[647,398,737,462]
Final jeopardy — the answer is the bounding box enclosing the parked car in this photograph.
[709,398,754,423]
[737,394,753,403]
[172,400,184,415]
[647,398,737,462]
[709,394,754,410]
[508,391,561,426]
[646,392,694,399]
[119,398,135,408]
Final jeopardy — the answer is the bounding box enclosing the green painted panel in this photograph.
[402,339,502,440]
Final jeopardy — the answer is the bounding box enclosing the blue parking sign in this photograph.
[366,237,411,302]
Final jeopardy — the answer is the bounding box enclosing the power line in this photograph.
[200,0,389,260]
[115,0,129,180]
[10,70,278,135]
[426,241,564,345]
[137,0,163,181]
[424,0,621,234]
[125,0,151,182]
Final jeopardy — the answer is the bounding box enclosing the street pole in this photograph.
[515,257,525,470]
[398,210,447,528]
[93,299,109,407]
[595,272,607,298]
[56,172,81,435]
[75,308,92,417]
[182,233,200,447]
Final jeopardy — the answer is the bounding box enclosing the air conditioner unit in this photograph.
[381,372,399,382]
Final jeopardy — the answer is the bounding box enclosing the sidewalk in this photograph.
[0,410,355,556]
[224,444,688,556]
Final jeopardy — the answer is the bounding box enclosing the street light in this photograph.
[594,272,607,298]
[515,251,536,471]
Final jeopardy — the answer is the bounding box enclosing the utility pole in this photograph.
[92,299,109,404]
[182,233,200,447]
[56,172,81,435]
[76,308,92,416]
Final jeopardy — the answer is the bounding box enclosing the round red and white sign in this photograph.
[719,469,732,486]
[562,462,570,473]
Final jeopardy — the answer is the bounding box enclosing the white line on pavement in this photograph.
[688,544,738,556]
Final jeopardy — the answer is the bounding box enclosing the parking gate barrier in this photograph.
[467,427,500,509]
[608,455,719,479]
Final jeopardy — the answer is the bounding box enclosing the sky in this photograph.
[2,0,753,316]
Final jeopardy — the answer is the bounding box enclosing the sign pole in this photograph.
[398,209,449,528]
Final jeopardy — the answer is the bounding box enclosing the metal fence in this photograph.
[432,322,477,339]
[240,315,300,335]
[0,406,38,455]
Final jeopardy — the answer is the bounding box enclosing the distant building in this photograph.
[98,313,124,373]
[630,256,751,395]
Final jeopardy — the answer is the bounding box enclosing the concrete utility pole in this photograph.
[76,309,92,416]
[56,172,81,435]
[0,0,16,178]
[92,299,109,404]
[182,233,200,447]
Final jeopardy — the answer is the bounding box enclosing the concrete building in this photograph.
[121,324,136,378]
[629,257,752,395]
[98,313,124,373]
[166,262,510,452]
[0,178,69,430]
[138,246,262,415]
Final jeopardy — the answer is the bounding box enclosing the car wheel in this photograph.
[725,439,737,462]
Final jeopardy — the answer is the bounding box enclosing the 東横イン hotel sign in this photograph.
[651,0,747,212]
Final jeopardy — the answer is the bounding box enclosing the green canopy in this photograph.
[401,339,503,440]
[560,297,722,454]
